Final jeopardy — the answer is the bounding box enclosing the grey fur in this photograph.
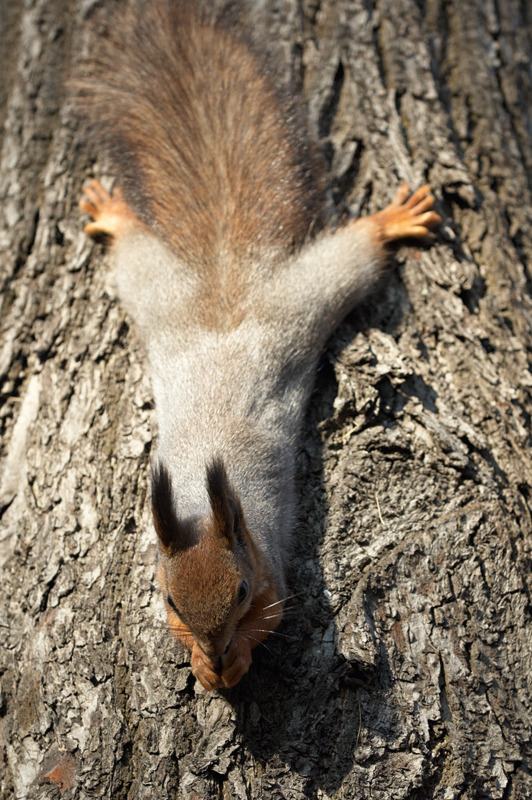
[113,222,383,596]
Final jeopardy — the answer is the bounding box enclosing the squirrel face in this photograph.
[162,540,254,660]
[152,459,258,661]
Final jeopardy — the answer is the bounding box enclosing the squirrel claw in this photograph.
[393,184,412,205]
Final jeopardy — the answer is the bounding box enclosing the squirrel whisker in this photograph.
[243,628,296,641]
[256,612,290,622]
[236,631,275,657]
[261,592,306,611]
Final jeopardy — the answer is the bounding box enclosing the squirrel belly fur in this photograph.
[76,0,441,690]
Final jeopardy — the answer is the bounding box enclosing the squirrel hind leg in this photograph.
[368,184,442,244]
[80,179,139,243]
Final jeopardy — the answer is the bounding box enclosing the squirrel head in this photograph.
[151,458,260,661]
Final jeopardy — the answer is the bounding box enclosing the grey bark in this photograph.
[1,0,531,798]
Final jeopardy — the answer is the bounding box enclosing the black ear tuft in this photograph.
[151,462,194,552]
[206,458,241,545]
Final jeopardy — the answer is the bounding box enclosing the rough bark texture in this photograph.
[1,0,531,798]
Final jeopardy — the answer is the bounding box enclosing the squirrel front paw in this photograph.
[190,644,224,691]
[190,639,252,690]
[370,184,442,243]
[221,638,252,688]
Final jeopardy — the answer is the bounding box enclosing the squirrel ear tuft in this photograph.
[206,458,241,547]
[151,462,194,552]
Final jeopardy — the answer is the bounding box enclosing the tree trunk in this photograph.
[1,1,531,798]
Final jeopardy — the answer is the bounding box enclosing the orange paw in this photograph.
[221,637,252,688]
[371,184,441,244]
[80,178,138,242]
[190,644,224,691]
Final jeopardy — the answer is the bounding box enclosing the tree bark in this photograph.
[1,1,531,798]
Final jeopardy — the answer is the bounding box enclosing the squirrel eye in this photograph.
[167,593,179,615]
[237,581,248,604]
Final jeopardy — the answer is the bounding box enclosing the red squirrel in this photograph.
[76,1,441,691]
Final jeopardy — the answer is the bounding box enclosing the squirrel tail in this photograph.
[73,0,326,271]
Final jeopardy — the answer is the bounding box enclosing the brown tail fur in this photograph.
[73,0,326,271]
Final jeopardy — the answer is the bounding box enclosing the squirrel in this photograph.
[75,0,441,691]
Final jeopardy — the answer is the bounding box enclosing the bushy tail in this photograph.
[73,0,326,271]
